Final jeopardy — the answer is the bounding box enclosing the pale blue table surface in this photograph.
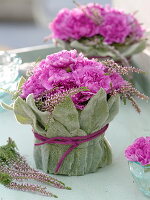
[0,45,150,200]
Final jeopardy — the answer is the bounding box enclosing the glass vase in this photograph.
[129,161,150,197]
[0,51,22,112]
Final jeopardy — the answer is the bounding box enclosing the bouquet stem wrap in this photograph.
[3,88,120,176]
[34,124,109,174]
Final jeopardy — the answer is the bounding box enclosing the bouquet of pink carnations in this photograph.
[2,50,148,176]
[125,137,150,197]
[49,3,147,67]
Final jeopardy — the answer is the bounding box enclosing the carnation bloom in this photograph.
[124,137,150,166]
[50,3,144,44]
[21,50,126,109]
[72,66,111,93]
[45,49,82,68]
[127,15,144,40]
[50,4,105,41]
[98,10,131,44]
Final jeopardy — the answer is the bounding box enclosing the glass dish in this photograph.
[0,51,22,111]
[129,161,150,197]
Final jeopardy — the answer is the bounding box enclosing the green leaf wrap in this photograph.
[57,39,146,60]
[11,89,119,176]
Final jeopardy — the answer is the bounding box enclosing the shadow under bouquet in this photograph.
[49,3,147,67]
[2,50,148,176]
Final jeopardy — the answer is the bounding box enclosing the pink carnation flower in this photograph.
[21,50,126,109]
[72,66,111,93]
[50,3,144,44]
[45,49,82,68]
[98,10,131,44]
[127,14,144,40]
[125,137,150,166]
[50,4,105,41]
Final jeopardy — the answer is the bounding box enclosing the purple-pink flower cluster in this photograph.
[125,137,150,166]
[21,50,126,109]
[50,3,144,44]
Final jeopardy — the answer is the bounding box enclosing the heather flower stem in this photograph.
[35,87,88,113]
[0,138,71,197]
[8,182,58,198]
[0,166,67,189]
[0,171,58,198]
[102,42,131,68]
[10,159,67,188]
[102,43,135,82]
[17,157,67,187]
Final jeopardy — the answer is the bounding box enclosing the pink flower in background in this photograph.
[98,10,131,44]
[21,50,126,109]
[50,3,144,44]
[128,15,145,40]
[125,137,150,166]
[50,4,106,41]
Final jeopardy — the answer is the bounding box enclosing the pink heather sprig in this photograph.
[101,59,148,113]
[0,138,71,198]
[111,82,148,113]
[50,3,144,44]
[35,87,89,112]
[125,137,150,166]
[8,182,58,198]
[0,159,66,189]
[102,59,144,75]
[0,147,67,189]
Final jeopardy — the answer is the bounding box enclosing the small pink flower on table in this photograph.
[125,137,150,166]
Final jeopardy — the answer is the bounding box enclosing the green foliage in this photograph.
[58,38,146,59]
[12,76,27,100]
[0,76,26,110]
[104,94,120,125]
[80,88,109,133]
[0,172,12,185]
[0,138,18,164]
[17,76,26,90]
[26,94,50,129]
[52,96,80,132]
[0,102,13,110]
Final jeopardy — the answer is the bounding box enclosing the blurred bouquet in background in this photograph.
[49,3,147,67]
